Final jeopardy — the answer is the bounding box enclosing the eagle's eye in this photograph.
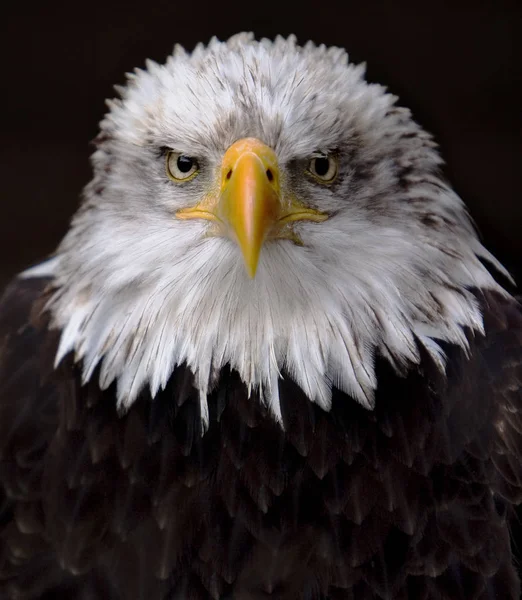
[307,154,338,183]
[166,152,199,182]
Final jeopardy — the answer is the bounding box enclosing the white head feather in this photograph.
[27,32,510,428]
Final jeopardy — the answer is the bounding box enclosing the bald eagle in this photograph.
[1,32,521,600]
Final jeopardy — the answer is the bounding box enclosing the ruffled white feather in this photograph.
[23,33,511,430]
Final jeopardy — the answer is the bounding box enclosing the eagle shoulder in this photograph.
[0,276,118,598]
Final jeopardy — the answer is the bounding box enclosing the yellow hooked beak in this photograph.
[176,137,328,278]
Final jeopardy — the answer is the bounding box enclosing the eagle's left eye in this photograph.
[307,154,338,183]
[166,152,199,181]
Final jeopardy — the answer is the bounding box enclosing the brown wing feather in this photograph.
[0,277,118,599]
[0,276,521,599]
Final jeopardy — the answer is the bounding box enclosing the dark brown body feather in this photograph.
[0,276,521,599]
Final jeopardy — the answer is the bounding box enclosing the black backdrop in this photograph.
[1,0,521,287]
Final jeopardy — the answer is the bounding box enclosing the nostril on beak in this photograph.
[226,169,232,180]
[266,169,274,182]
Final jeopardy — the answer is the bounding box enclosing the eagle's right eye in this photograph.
[166,152,199,182]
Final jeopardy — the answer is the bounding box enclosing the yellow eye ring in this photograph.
[307,154,338,183]
[166,152,199,182]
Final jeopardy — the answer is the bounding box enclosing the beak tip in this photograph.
[245,261,259,279]
[239,243,262,279]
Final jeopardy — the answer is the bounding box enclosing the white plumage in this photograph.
[25,32,510,428]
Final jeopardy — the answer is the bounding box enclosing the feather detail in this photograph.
[37,34,510,428]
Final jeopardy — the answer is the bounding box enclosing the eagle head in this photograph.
[39,32,509,427]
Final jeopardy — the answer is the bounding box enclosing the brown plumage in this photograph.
[0,276,521,599]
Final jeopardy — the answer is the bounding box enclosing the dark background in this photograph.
[1,0,521,288]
